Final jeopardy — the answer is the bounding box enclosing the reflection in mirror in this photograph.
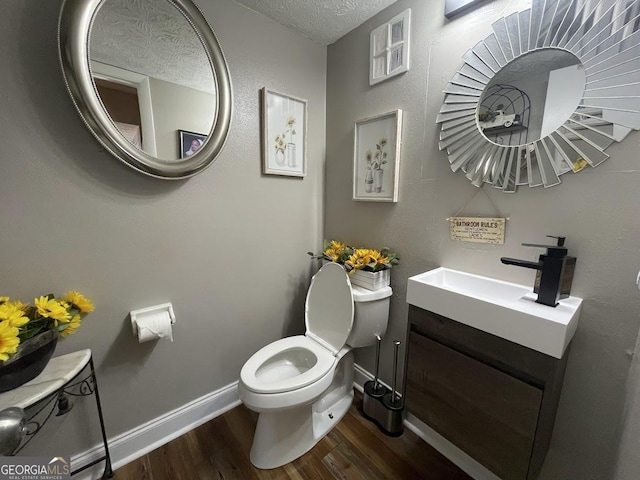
[437,0,640,191]
[59,0,232,179]
[478,50,585,147]
[90,0,216,162]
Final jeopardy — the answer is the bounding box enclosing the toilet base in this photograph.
[249,351,354,469]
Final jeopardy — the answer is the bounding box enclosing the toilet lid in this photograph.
[305,262,354,355]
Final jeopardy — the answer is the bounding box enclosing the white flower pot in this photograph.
[287,143,296,167]
[364,170,374,193]
[350,269,390,291]
[373,169,384,193]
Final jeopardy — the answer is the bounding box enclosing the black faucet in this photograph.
[501,236,569,307]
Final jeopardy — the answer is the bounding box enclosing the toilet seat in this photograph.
[240,263,354,395]
[240,336,336,394]
[304,262,354,355]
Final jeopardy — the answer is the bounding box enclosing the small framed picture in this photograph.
[261,88,307,177]
[179,130,207,159]
[353,110,402,202]
[370,9,411,85]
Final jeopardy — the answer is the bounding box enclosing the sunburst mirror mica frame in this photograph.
[437,0,640,192]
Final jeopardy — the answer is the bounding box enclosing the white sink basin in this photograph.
[406,267,582,358]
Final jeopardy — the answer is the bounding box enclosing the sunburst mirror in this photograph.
[437,0,640,191]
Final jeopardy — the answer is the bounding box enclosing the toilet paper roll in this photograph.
[133,310,173,343]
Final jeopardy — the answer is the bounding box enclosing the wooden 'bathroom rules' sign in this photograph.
[449,217,506,244]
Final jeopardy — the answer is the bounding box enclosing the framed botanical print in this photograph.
[261,88,307,177]
[353,110,402,202]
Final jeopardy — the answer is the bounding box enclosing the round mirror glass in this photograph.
[436,0,640,191]
[90,0,216,161]
[59,0,232,179]
[477,49,585,147]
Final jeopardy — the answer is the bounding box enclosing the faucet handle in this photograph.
[546,235,566,246]
[522,242,568,257]
[522,242,563,249]
[522,235,567,251]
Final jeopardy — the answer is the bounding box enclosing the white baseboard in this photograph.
[404,413,500,480]
[353,362,394,392]
[71,381,241,479]
[353,362,371,392]
[353,363,498,480]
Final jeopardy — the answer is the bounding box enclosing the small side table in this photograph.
[0,349,113,478]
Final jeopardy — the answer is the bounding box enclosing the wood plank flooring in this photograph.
[114,392,471,479]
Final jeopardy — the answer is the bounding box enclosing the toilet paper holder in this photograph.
[130,303,176,340]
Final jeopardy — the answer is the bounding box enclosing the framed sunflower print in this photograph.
[353,110,402,202]
[261,88,307,177]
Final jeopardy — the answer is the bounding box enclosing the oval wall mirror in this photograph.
[59,0,232,179]
[437,0,640,192]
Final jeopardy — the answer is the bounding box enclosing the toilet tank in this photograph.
[346,285,392,348]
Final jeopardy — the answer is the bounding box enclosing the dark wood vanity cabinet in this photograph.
[405,306,570,480]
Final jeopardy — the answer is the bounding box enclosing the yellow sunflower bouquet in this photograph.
[309,239,399,274]
[0,292,94,362]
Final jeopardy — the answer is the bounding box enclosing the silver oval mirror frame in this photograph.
[437,0,640,192]
[58,0,232,179]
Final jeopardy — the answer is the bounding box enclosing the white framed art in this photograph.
[369,9,411,86]
[353,110,402,202]
[261,87,307,177]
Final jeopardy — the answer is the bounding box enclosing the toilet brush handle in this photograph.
[373,335,382,389]
[391,341,400,404]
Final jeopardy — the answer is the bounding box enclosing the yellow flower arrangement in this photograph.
[309,239,399,274]
[0,292,94,362]
[321,240,350,263]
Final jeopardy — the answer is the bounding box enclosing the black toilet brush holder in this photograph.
[362,381,404,436]
[361,339,404,436]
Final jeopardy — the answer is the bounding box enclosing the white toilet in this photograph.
[238,262,392,469]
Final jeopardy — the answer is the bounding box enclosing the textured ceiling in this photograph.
[232,0,398,45]
[89,0,398,91]
[91,0,215,94]
[489,50,581,85]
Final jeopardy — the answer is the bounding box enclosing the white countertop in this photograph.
[407,268,582,358]
[0,349,92,410]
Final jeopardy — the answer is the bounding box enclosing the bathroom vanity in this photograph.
[405,268,582,480]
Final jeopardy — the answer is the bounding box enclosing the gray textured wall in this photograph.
[326,0,640,479]
[615,330,640,480]
[0,0,325,456]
